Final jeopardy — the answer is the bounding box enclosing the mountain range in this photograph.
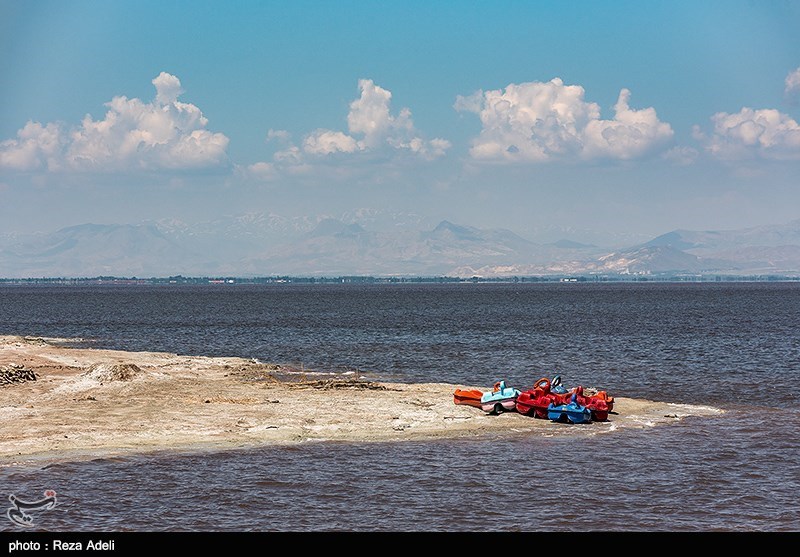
[1,212,799,278]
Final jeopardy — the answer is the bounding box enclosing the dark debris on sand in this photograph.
[0,363,37,386]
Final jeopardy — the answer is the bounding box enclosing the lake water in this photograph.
[1,282,798,531]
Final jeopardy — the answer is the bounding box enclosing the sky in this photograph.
[1,0,799,245]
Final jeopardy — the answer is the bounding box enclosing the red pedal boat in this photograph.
[572,385,615,421]
[516,376,615,421]
[515,377,571,419]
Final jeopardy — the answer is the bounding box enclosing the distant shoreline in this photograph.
[0,335,722,466]
[1,275,799,286]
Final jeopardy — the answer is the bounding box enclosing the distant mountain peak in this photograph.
[642,230,701,250]
[430,220,480,239]
[433,220,462,231]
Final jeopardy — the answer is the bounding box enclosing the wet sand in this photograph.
[0,335,723,465]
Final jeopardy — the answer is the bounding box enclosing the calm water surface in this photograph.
[1,282,798,531]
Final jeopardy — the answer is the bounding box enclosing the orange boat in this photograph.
[453,388,483,408]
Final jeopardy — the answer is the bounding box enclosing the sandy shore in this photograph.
[0,335,723,465]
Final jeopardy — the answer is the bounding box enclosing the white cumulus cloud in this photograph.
[455,78,673,162]
[303,130,359,155]
[696,107,800,161]
[0,121,65,171]
[266,129,291,142]
[153,71,184,106]
[785,67,800,102]
[245,161,279,181]
[0,72,230,173]
[276,78,451,163]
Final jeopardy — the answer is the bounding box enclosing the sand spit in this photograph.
[0,335,722,465]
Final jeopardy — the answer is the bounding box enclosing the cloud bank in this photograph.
[454,78,674,162]
[0,72,230,172]
[7,70,798,180]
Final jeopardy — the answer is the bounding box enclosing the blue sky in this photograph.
[1,0,799,244]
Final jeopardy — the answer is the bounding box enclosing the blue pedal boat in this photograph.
[547,393,592,424]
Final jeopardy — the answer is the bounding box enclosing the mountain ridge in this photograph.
[1,214,799,278]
